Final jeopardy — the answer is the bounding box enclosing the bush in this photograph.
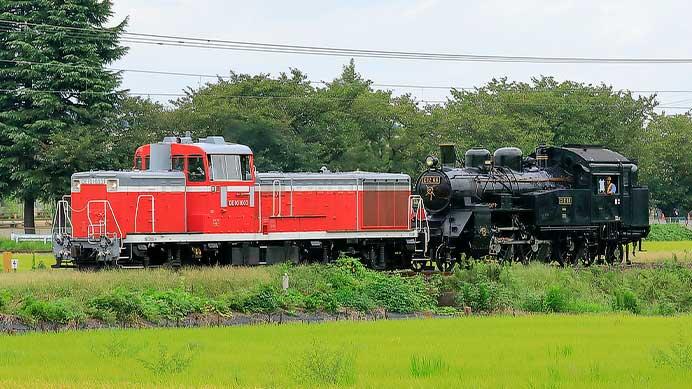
[543,285,571,313]
[0,290,10,312]
[613,289,640,314]
[227,284,281,314]
[90,288,160,323]
[452,280,511,313]
[143,289,207,321]
[19,296,84,324]
[365,273,436,313]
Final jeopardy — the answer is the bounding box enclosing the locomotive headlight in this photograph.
[106,179,118,192]
[425,155,438,168]
[71,179,81,192]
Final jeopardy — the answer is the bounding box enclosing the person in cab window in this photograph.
[606,177,617,195]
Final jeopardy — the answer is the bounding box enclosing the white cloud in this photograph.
[109,0,692,111]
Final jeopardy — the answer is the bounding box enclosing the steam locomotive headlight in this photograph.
[425,156,438,168]
[106,179,118,192]
[71,179,81,192]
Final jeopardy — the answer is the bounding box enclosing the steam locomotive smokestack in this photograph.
[440,144,456,168]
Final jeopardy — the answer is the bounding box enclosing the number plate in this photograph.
[558,196,573,206]
[421,175,441,185]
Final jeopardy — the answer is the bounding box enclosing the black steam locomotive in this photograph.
[414,144,650,269]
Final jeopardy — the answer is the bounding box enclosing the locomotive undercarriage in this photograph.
[57,238,414,271]
[424,213,647,270]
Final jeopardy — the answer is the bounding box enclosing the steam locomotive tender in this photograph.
[415,144,650,269]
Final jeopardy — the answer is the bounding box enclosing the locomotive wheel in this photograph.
[435,258,455,272]
[604,243,623,265]
[514,245,533,265]
[579,246,596,267]
[411,259,426,271]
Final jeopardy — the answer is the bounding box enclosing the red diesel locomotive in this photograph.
[52,136,426,269]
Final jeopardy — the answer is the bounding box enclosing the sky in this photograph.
[110,0,692,112]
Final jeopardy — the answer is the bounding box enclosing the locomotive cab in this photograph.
[133,136,257,234]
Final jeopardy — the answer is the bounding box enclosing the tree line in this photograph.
[122,62,691,211]
[1,1,690,233]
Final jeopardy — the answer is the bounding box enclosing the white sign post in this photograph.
[11,258,18,272]
[282,272,289,292]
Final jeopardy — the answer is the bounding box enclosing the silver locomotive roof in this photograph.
[161,135,252,155]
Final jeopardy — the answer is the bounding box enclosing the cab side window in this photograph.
[209,154,252,181]
[187,156,206,182]
[172,156,185,172]
[135,156,143,170]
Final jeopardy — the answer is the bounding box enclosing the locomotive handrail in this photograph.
[134,195,155,233]
[271,179,282,217]
[86,200,123,248]
[355,178,360,231]
[408,195,430,254]
[51,197,73,237]
[269,178,295,217]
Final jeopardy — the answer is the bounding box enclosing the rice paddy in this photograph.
[0,314,690,388]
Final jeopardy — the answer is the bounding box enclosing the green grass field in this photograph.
[0,253,55,272]
[636,240,692,262]
[0,315,690,388]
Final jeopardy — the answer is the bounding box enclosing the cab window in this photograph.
[595,175,618,195]
[209,154,251,181]
[144,156,150,170]
[172,155,185,171]
[187,156,206,182]
[134,156,143,170]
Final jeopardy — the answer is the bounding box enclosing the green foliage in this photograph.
[365,273,436,313]
[613,288,640,314]
[410,354,449,378]
[227,284,280,314]
[3,262,692,328]
[639,114,692,210]
[19,296,84,324]
[90,287,160,323]
[0,238,51,252]
[90,287,227,323]
[648,224,692,241]
[0,0,128,213]
[543,285,571,313]
[0,290,10,312]
[448,262,511,312]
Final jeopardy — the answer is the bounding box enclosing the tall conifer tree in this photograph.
[0,1,127,233]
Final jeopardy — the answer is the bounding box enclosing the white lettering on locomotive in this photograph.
[558,196,573,206]
[421,176,441,185]
[79,178,107,185]
[228,199,250,207]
